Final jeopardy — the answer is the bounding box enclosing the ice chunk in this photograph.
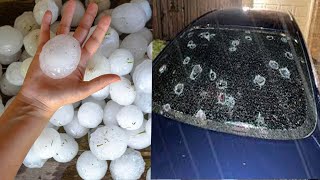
[216,79,228,89]
[78,102,103,128]
[53,133,79,163]
[279,67,291,79]
[253,75,266,88]
[5,62,24,86]
[76,151,108,180]
[63,111,89,139]
[120,33,148,60]
[49,104,74,126]
[110,77,136,105]
[183,57,190,65]
[109,49,134,76]
[187,40,196,49]
[117,105,144,130]
[103,100,123,126]
[0,25,23,56]
[134,91,151,113]
[33,128,61,159]
[133,59,152,93]
[268,60,279,70]
[174,83,184,96]
[189,64,202,80]
[62,0,85,27]
[195,109,206,121]
[33,0,59,25]
[163,104,171,112]
[209,69,216,81]
[14,11,40,37]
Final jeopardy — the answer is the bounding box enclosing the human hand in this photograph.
[17,1,120,115]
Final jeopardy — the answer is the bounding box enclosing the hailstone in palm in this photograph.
[103,100,123,126]
[110,148,145,180]
[23,29,55,57]
[20,57,33,78]
[131,0,152,21]
[78,102,103,128]
[76,151,108,180]
[5,62,24,86]
[109,49,134,76]
[111,3,146,33]
[63,111,89,139]
[110,77,136,105]
[33,0,59,25]
[85,0,111,13]
[134,91,151,113]
[14,11,40,36]
[133,59,152,93]
[0,49,21,65]
[39,34,81,79]
[117,105,144,130]
[62,0,85,27]
[23,145,47,168]
[82,96,106,109]
[0,25,23,57]
[89,125,128,160]
[49,104,74,126]
[0,74,21,96]
[97,27,120,58]
[33,128,61,159]
[53,133,79,163]
[120,33,148,60]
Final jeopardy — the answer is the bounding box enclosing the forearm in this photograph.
[0,94,54,179]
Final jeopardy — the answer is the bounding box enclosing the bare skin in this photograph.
[0,1,119,179]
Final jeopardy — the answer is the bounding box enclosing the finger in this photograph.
[79,16,111,68]
[80,74,120,96]
[73,3,98,45]
[56,0,76,35]
[37,11,52,54]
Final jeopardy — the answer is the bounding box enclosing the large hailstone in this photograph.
[23,29,55,57]
[103,100,123,126]
[126,120,151,149]
[33,128,61,159]
[134,91,151,113]
[49,104,74,126]
[109,49,134,76]
[62,0,85,27]
[0,25,23,56]
[133,59,152,93]
[82,96,106,109]
[0,49,21,65]
[135,27,153,44]
[120,33,148,60]
[117,105,143,130]
[53,133,79,163]
[20,57,33,78]
[39,34,81,79]
[85,0,111,13]
[76,151,108,180]
[78,102,103,128]
[97,27,120,58]
[33,0,59,25]
[110,77,136,106]
[89,125,128,160]
[0,74,21,96]
[131,0,152,21]
[63,111,89,139]
[23,145,47,168]
[14,11,40,36]
[110,148,145,180]
[91,85,109,100]
[5,62,24,86]
[111,3,146,34]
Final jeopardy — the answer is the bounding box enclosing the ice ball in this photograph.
[134,91,151,113]
[76,151,108,180]
[135,27,153,43]
[110,148,145,180]
[49,104,74,126]
[82,96,106,109]
[63,111,89,139]
[23,145,47,168]
[33,128,61,159]
[20,57,33,78]
[89,125,128,160]
[78,102,103,128]
[131,0,152,21]
[0,25,23,56]
[110,77,136,105]
[0,49,22,65]
[111,3,146,33]
[120,33,148,60]
[84,52,110,81]
[5,62,24,86]
[126,120,151,149]
[53,133,79,163]
[62,0,85,27]
[97,27,119,58]
[0,74,21,96]
[33,0,59,25]
[91,85,109,100]
[14,11,40,36]
[39,34,81,79]
[23,29,55,57]
[117,105,143,130]
[133,59,152,93]
[103,100,123,126]
[109,49,134,76]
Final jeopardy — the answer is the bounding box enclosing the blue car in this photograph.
[152,8,320,179]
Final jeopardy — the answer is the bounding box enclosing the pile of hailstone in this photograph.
[0,0,152,179]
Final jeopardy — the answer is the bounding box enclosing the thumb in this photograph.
[81,74,120,96]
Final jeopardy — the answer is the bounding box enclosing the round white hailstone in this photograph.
[53,133,79,163]
[33,128,61,159]
[0,49,21,65]
[133,59,152,93]
[135,27,153,44]
[94,9,113,25]
[109,49,134,76]
[0,75,21,96]
[20,50,31,61]
[73,101,81,109]
[14,11,40,36]
[110,78,136,106]
[63,111,89,139]
[117,105,143,130]
[147,42,152,59]
[0,26,23,56]
[20,57,33,78]
[110,148,145,180]
[50,21,60,34]
[134,91,151,113]
[126,120,151,149]
[76,151,108,180]
[36,0,62,9]
[62,0,85,27]
[46,122,59,130]
[111,3,146,34]
[145,118,151,137]
[40,34,81,79]
[146,168,151,180]
[91,85,110,100]
[0,103,5,116]
[82,96,106,109]
[33,0,59,25]
[87,125,104,140]
[49,104,74,126]
[84,53,110,81]
[120,33,148,61]
[23,29,55,57]
[23,145,47,168]
[5,62,24,86]
[131,0,152,21]
[85,0,110,13]
[89,125,128,160]
[78,102,103,128]
[103,100,122,126]
[97,27,120,58]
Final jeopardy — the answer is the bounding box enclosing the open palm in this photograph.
[19,1,119,112]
